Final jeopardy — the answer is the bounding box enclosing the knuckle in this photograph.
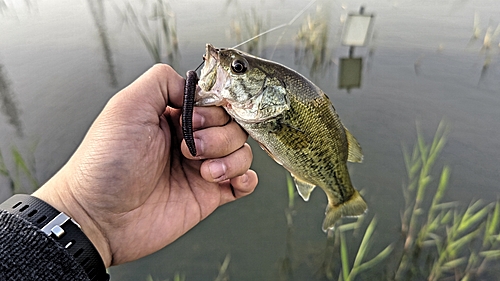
[220,133,233,149]
[151,63,173,74]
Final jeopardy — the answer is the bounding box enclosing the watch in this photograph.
[0,194,109,281]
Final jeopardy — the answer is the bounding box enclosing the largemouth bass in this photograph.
[195,44,367,231]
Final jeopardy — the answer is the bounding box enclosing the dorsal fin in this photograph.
[344,127,363,163]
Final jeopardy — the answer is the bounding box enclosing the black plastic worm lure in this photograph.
[182,70,199,156]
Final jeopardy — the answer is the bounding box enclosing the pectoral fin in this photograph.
[344,127,363,163]
[291,174,316,201]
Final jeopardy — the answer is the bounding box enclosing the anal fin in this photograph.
[291,174,316,201]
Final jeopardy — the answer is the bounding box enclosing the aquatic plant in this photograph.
[0,64,24,137]
[467,12,500,85]
[116,0,180,67]
[277,174,297,281]
[300,122,500,280]
[143,254,230,281]
[337,217,394,281]
[87,0,118,87]
[228,6,268,56]
[0,0,37,15]
[0,144,38,195]
[280,176,393,281]
[394,122,500,280]
[145,272,185,281]
[294,4,333,77]
[214,254,231,281]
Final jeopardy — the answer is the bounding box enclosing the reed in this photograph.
[0,64,24,137]
[337,217,394,281]
[214,253,231,281]
[145,272,185,281]
[116,0,180,67]
[294,4,332,77]
[315,122,500,281]
[277,173,296,281]
[0,144,38,195]
[394,122,500,280]
[228,6,268,56]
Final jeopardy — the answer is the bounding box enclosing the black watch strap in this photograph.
[0,194,109,281]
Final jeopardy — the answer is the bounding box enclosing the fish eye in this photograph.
[231,58,248,74]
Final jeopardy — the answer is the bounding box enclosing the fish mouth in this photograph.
[195,44,230,106]
[198,44,219,92]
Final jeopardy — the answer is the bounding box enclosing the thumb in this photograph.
[112,64,186,119]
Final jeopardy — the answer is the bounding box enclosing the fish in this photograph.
[194,43,367,231]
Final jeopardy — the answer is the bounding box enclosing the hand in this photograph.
[33,64,258,267]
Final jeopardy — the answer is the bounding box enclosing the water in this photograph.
[1,0,499,280]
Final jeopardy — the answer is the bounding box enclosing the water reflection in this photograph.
[478,23,499,85]
[0,0,37,15]
[336,8,375,91]
[87,0,118,88]
[0,64,23,137]
[294,5,332,78]
[0,1,6,14]
[338,57,363,91]
[464,12,500,86]
[228,6,268,56]
[117,0,180,68]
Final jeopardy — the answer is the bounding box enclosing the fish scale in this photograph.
[251,91,350,200]
[195,44,367,231]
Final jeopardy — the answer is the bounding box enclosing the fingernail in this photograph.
[194,138,203,156]
[209,160,227,181]
[193,112,205,128]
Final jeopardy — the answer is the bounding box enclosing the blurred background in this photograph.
[1,0,499,280]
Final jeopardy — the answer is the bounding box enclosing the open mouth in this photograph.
[198,44,219,92]
[195,44,232,107]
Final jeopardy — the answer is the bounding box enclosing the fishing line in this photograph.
[231,0,317,53]
[194,60,204,72]
[191,0,317,68]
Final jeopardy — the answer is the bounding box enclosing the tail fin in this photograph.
[322,190,368,231]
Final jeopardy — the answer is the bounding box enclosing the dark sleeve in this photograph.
[0,210,91,281]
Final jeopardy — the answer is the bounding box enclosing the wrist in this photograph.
[33,173,112,268]
[0,193,110,280]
